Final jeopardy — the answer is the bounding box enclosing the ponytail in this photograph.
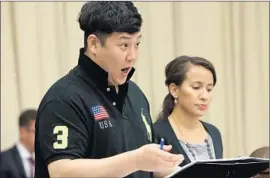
[157,93,175,121]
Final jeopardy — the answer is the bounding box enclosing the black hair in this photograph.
[19,109,37,128]
[157,56,217,120]
[77,1,142,48]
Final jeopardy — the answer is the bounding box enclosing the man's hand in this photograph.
[134,144,184,173]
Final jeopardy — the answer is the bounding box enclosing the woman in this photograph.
[154,56,223,167]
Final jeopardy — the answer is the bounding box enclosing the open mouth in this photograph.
[121,67,131,73]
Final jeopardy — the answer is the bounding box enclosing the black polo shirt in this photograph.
[34,48,155,178]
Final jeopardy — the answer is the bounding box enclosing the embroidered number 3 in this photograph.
[53,126,68,149]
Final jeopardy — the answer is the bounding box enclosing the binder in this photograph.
[165,157,269,178]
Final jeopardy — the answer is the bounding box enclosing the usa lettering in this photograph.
[99,120,113,129]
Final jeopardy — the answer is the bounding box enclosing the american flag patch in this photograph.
[91,105,109,121]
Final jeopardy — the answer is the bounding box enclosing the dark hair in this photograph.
[78,1,142,49]
[157,56,217,120]
[19,109,37,128]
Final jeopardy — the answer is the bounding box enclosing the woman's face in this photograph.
[172,64,214,118]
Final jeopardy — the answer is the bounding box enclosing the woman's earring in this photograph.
[174,97,178,104]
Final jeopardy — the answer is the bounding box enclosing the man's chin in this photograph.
[117,79,127,85]
[116,76,128,85]
[108,77,127,86]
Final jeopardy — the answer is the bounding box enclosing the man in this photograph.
[0,109,36,178]
[35,2,183,178]
[250,146,269,178]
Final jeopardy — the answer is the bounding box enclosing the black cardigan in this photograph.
[154,118,223,167]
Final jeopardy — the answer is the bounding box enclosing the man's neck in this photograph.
[108,77,119,93]
[17,140,33,155]
[85,51,119,93]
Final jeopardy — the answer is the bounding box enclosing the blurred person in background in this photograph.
[0,109,37,178]
[250,146,269,178]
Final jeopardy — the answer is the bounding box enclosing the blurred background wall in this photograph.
[1,2,269,158]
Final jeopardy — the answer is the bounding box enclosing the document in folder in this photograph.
[165,157,269,178]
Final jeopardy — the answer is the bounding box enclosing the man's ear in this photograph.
[87,34,101,55]
[19,127,26,139]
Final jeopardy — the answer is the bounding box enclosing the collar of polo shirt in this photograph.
[77,48,135,90]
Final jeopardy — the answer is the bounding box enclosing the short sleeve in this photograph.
[37,97,92,165]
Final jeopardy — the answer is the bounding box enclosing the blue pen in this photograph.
[160,138,164,150]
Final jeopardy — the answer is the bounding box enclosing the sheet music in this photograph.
[164,156,269,178]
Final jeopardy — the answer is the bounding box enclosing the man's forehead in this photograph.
[111,32,142,40]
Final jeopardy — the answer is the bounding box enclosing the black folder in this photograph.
[165,157,269,178]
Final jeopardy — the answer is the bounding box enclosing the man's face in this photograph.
[20,120,35,153]
[94,32,142,85]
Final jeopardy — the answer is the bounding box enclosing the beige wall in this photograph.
[1,2,269,158]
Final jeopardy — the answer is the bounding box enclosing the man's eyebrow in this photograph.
[119,34,142,40]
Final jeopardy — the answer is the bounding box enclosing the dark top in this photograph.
[0,145,27,178]
[35,48,154,178]
[154,118,223,167]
